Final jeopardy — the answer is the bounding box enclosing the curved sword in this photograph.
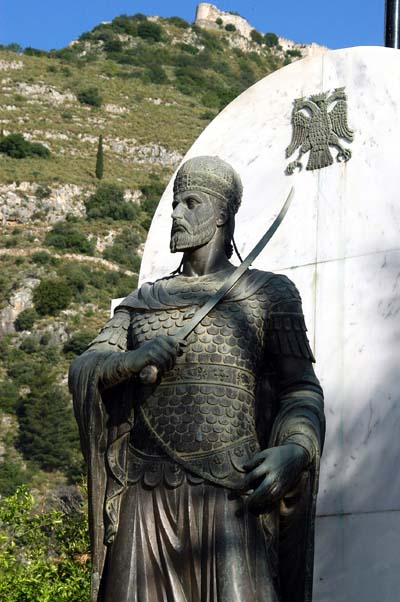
[140,186,294,384]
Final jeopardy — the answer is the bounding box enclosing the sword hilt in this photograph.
[139,364,159,385]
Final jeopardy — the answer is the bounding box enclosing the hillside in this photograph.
[0,8,312,596]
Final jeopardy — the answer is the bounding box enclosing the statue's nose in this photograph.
[172,204,183,219]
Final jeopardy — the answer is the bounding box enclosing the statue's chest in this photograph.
[129,292,269,455]
[129,293,268,373]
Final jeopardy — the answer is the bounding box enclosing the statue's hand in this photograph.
[129,335,183,374]
[242,444,309,512]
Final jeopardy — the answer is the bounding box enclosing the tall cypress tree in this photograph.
[95,134,104,180]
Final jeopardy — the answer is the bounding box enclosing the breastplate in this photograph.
[129,289,269,459]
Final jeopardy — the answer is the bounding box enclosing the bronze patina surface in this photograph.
[69,156,325,602]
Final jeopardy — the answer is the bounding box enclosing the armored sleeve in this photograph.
[263,274,325,460]
[264,274,315,362]
[83,308,134,388]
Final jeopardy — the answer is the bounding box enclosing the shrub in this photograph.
[19,337,39,354]
[103,228,142,271]
[264,32,279,47]
[85,183,138,221]
[77,86,102,107]
[179,43,199,55]
[167,16,190,29]
[14,308,38,332]
[0,380,20,413]
[215,18,223,26]
[286,48,302,58]
[200,110,216,120]
[32,250,55,265]
[33,279,72,316]
[146,64,168,84]
[140,176,165,214]
[0,487,90,597]
[137,21,163,42]
[196,29,222,51]
[250,29,264,45]
[111,15,138,36]
[57,263,89,296]
[104,37,123,53]
[24,47,47,57]
[225,24,236,32]
[0,454,29,497]
[45,221,94,255]
[63,330,96,357]
[17,375,82,473]
[0,133,50,159]
[175,65,206,95]
[4,42,23,53]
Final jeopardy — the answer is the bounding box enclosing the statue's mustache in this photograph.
[171,220,191,234]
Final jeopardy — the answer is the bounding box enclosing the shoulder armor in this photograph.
[263,274,315,362]
[86,308,130,353]
[262,273,302,310]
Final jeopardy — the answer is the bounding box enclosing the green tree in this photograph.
[14,308,38,332]
[250,29,264,45]
[137,21,163,42]
[0,486,90,600]
[63,330,96,358]
[17,369,82,474]
[45,220,94,254]
[0,453,31,497]
[0,133,50,159]
[103,228,142,271]
[95,134,104,180]
[264,32,279,47]
[85,182,138,221]
[33,279,72,316]
[225,23,236,32]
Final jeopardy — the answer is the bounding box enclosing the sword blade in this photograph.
[178,186,294,341]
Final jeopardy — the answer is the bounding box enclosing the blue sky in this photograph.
[0,0,385,51]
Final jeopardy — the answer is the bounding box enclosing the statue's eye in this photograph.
[186,198,197,209]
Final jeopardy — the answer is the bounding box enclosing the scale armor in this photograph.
[121,273,315,489]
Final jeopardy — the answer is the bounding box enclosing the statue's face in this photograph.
[170,190,218,253]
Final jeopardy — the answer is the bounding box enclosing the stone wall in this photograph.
[194,2,327,58]
[195,3,254,38]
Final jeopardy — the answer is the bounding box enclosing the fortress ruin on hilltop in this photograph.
[194,3,327,58]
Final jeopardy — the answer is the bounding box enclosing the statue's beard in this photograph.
[170,214,217,253]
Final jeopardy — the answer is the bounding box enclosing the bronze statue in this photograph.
[69,156,325,602]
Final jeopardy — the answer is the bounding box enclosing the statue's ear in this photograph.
[216,204,228,227]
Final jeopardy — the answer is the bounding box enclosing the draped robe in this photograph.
[69,269,325,602]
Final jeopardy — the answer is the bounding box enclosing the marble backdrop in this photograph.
[139,47,400,601]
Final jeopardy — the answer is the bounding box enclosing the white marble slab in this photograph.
[314,510,400,602]
[315,250,400,516]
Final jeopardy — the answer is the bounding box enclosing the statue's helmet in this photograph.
[172,156,243,258]
[173,155,243,216]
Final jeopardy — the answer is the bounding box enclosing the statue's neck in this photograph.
[181,237,233,278]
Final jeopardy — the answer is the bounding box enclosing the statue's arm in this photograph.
[70,308,181,390]
[242,275,325,509]
[262,273,325,457]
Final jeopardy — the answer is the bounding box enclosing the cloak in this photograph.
[69,269,325,602]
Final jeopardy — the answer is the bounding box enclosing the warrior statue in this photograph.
[69,156,325,602]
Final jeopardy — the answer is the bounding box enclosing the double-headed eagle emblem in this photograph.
[285,87,354,175]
